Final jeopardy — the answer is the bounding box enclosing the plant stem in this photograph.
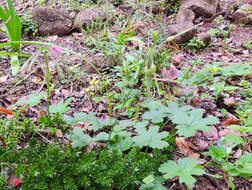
[44,49,50,116]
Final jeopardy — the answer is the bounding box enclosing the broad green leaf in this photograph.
[73,112,103,131]
[142,100,170,123]
[203,145,227,164]
[68,128,92,148]
[224,134,244,145]
[143,175,155,185]
[221,63,252,77]
[140,175,167,190]
[110,125,132,140]
[142,100,218,137]
[236,154,252,177]
[16,91,46,106]
[93,132,109,141]
[159,158,205,188]
[135,120,149,128]
[227,125,252,133]
[171,108,219,137]
[49,98,72,114]
[108,136,132,152]
[133,126,169,149]
[68,128,109,148]
[117,119,136,127]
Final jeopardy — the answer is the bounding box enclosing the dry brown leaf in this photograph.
[0,107,13,115]
[176,137,200,158]
[203,126,218,141]
[223,97,237,106]
[171,53,183,66]
[223,119,241,128]
[233,149,243,159]
[168,64,178,80]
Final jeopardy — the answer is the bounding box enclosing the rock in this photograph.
[197,32,211,44]
[74,8,105,30]
[180,0,219,18]
[32,7,73,36]
[232,10,249,22]
[176,7,195,23]
[167,21,196,43]
[232,4,252,24]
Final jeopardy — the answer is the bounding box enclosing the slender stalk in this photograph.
[44,49,50,116]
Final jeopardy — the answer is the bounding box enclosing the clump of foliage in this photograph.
[0,114,173,189]
[21,14,38,36]
[0,0,21,52]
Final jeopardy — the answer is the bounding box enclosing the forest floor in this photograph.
[0,0,251,189]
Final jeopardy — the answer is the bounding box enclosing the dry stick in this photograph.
[159,22,203,50]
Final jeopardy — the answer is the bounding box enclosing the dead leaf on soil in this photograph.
[203,126,218,141]
[176,137,200,158]
[233,149,243,159]
[168,64,178,80]
[223,119,241,128]
[0,107,13,115]
[73,123,90,133]
[223,97,237,106]
[171,53,183,66]
[188,140,209,151]
[219,129,242,137]
[160,67,169,79]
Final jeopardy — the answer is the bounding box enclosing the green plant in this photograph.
[243,41,252,49]
[203,145,252,190]
[142,100,219,137]
[187,37,205,49]
[184,62,222,86]
[0,113,172,189]
[220,62,252,77]
[21,14,38,36]
[133,125,169,149]
[140,175,167,190]
[210,82,238,100]
[0,0,21,52]
[159,157,205,189]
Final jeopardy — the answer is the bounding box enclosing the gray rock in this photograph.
[197,32,211,44]
[74,8,105,30]
[167,21,196,44]
[232,4,252,24]
[32,7,73,36]
[180,0,219,18]
[176,7,195,23]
